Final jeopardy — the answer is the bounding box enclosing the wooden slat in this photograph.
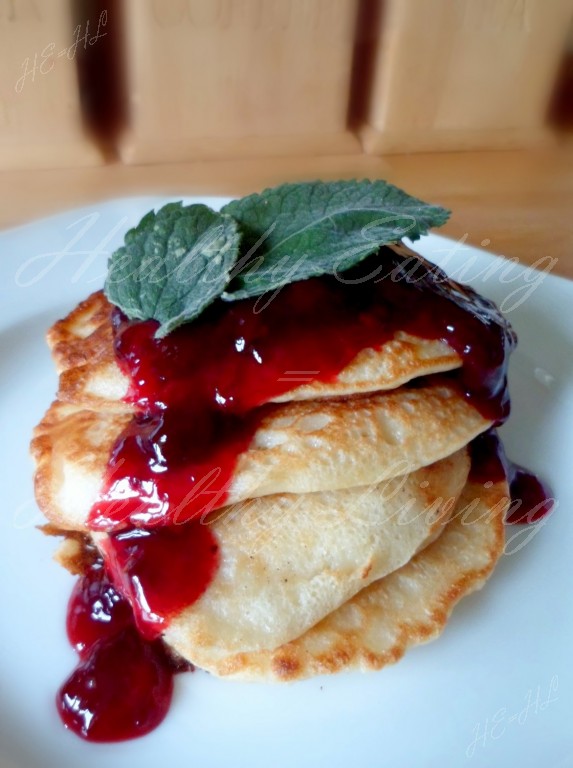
[0,0,102,168]
[119,0,360,163]
[362,0,573,154]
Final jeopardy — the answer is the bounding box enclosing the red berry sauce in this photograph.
[58,245,552,742]
[88,248,517,532]
[66,559,132,658]
[58,557,190,742]
[101,522,219,639]
[470,429,555,523]
[506,467,554,524]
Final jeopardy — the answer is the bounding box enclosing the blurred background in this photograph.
[1,0,572,275]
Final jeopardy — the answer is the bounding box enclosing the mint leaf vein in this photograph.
[104,202,241,337]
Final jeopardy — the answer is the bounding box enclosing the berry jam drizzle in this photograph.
[58,557,190,742]
[60,245,551,743]
[89,247,517,532]
[470,430,554,523]
[102,522,219,639]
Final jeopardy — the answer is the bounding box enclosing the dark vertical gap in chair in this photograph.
[72,0,127,160]
[347,0,384,133]
[547,52,573,133]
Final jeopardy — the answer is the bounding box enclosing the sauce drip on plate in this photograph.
[470,429,555,523]
[58,557,190,742]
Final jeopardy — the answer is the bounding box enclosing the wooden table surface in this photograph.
[1,143,572,279]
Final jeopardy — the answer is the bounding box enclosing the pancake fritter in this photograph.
[32,381,489,531]
[97,449,470,656]
[33,241,505,686]
[166,476,506,680]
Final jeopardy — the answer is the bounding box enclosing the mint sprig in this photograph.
[221,180,449,300]
[104,181,449,335]
[104,202,240,337]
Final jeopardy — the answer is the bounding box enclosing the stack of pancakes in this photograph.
[32,270,508,681]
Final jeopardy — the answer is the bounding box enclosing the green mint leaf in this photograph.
[220,180,449,300]
[104,202,240,337]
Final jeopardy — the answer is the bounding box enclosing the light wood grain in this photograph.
[0,0,102,169]
[0,146,571,279]
[119,0,359,163]
[362,0,573,154]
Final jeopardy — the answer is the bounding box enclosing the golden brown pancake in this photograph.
[164,476,507,680]
[31,381,489,531]
[92,448,469,656]
[33,266,505,687]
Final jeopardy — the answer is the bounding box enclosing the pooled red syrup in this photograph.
[58,557,190,742]
[506,467,554,523]
[470,429,554,523]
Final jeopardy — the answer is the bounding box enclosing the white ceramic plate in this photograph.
[0,197,571,768]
